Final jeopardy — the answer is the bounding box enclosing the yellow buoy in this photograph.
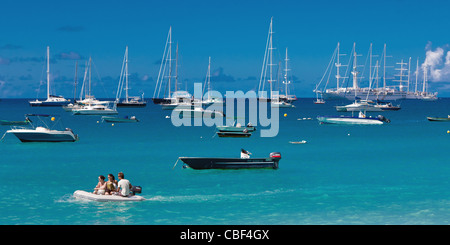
[112,124,114,126]
[447,130,450,134]
[284,113,287,117]
[51,117,55,121]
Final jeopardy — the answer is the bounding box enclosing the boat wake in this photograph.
[146,189,295,203]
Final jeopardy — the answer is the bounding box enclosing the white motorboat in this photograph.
[6,114,78,142]
[73,190,145,202]
[72,103,118,115]
[317,111,390,125]
[216,122,256,132]
[336,100,382,112]
[271,100,295,108]
[161,91,196,110]
[7,127,78,142]
[289,140,307,144]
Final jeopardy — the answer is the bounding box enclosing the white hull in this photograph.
[73,109,118,115]
[336,105,382,112]
[317,116,385,125]
[7,127,78,142]
[73,190,145,202]
[271,102,295,108]
[322,89,437,101]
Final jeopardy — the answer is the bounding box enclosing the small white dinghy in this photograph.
[289,140,307,144]
[73,190,145,202]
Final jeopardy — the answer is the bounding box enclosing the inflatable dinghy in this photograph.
[73,190,145,202]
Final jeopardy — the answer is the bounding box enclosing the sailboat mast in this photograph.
[47,46,50,100]
[175,43,178,93]
[125,46,129,103]
[89,57,92,100]
[208,56,211,100]
[336,43,340,90]
[369,43,372,84]
[423,65,427,93]
[351,43,358,90]
[383,44,386,89]
[415,58,419,93]
[284,47,290,97]
[168,28,172,99]
[74,61,78,101]
[407,57,411,93]
[268,17,274,99]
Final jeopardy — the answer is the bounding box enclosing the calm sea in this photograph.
[0,98,449,225]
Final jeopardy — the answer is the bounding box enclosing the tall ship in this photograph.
[314,43,438,101]
[258,17,297,104]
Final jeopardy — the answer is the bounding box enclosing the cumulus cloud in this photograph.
[422,42,450,82]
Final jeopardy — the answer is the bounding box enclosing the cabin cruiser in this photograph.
[6,114,78,142]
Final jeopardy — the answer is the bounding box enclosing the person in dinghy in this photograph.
[116,172,133,197]
[93,175,107,195]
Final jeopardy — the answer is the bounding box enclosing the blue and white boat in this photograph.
[317,111,390,125]
[179,152,282,170]
[29,47,70,107]
[6,114,78,142]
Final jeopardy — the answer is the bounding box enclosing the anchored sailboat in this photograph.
[71,58,118,115]
[116,46,146,107]
[29,46,70,107]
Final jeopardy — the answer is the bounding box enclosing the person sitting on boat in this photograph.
[93,175,107,195]
[105,173,118,195]
[116,172,133,197]
[240,149,251,159]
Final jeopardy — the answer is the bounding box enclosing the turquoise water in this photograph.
[0,98,449,225]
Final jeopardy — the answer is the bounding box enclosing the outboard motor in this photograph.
[269,152,281,159]
[377,115,390,123]
[131,186,142,195]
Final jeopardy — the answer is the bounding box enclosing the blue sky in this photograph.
[1,0,450,98]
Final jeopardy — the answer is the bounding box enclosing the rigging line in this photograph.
[258,20,271,93]
[116,50,127,101]
[0,131,7,142]
[315,45,337,91]
[91,59,110,99]
[342,44,355,90]
[172,158,180,169]
[36,56,47,99]
[155,28,171,98]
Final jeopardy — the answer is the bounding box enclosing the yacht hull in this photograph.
[7,130,78,142]
[180,157,280,170]
[317,116,385,125]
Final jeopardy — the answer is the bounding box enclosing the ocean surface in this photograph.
[0,98,449,225]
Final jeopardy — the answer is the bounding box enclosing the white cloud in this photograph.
[422,43,450,82]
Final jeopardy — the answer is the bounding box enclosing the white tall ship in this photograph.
[314,43,438,101]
